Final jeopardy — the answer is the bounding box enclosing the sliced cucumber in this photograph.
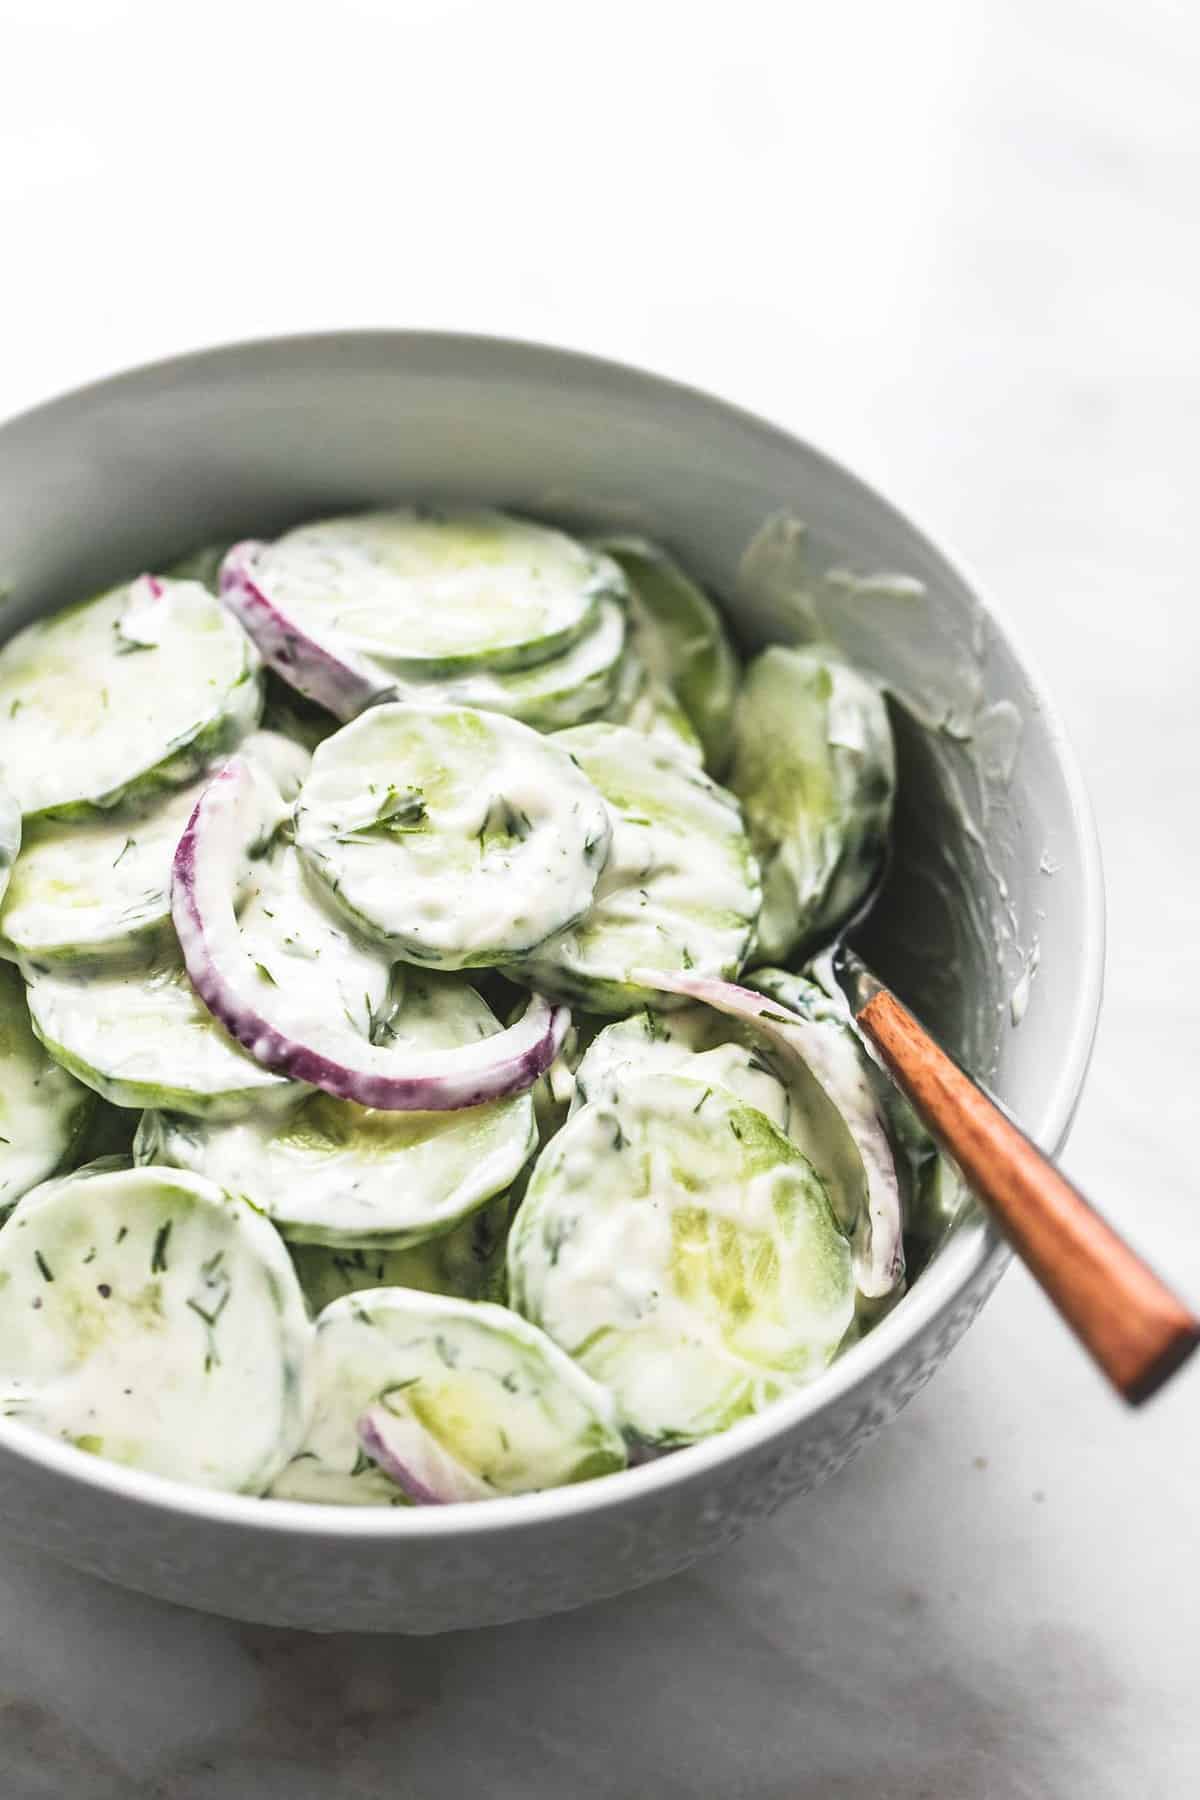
[0,577,262,820]
[136,970,536,1247]
[250,509,628,676]
[729,647,895,963]
[507,723,760,1016]
[572,1009,790,1133]
[508,1071,854,1444]
[0,779,19,904]
[294,704,612,970]
[25,954,296,1119]
[288,1190,511,1313]
[0,733,309,969]
[0,962,94,1211]
[270,1290,625,1506]
[598,537,740,772]
[2,779,205,967]
[642,968,905,1300]
[0,1162,310,1492]
[392,595,627,733]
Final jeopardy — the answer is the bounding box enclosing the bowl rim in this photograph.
[0,328,1105,1540]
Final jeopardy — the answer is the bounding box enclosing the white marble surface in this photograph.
[2,1,1197,1793]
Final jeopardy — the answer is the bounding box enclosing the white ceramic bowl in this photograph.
[0,334,1103,1633]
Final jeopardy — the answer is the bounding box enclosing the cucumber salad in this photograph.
[0,509,963,1506]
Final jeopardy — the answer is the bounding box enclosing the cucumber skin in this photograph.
[30,666,263,825]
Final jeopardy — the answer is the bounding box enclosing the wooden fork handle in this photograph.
[857,987,1200,1405]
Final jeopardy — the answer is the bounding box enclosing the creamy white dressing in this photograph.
[0,578,261,818]
[729,645,895,965]
[509,1072,855,1443]
[0,961,93,1209]
[0,778,19,905]
[138,972,536,1247]
[252,510,625,672]
[0,1163,310,1491]
[295,704,612,969]
[384,595,629,732]
[270,1289,624,1505]
[511,723,761,1014]
[0,732,307,968]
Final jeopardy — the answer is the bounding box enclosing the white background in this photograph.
[1,1,1197,1793]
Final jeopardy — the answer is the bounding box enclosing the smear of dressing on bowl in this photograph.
[735,511,1036,1079]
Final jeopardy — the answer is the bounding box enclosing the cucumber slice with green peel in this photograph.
[3,779,216,968]
[0,732,309,969]
[270,1289,625,1506]
[135,971,537,1248]
[508,1071,854,1445]
[637,968,904,1299]
[0,576,262,821]
[288,1191,511,1313]
[294,704,612,970]
[0,1162,310,1492]
[247,509,627,678]
[598,538,740,773]
[392,594,628,733]
[0,962,94,1211]
[506,723,761,1016]
[729,646,895,963]
[572,1009,790,1133]
[0,780,19,904]
[25,953,298,1118]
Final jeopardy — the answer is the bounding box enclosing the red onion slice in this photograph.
[632,968,904,1297]
[171,758,570,1110]
[356,1404,493,1505]
[219,541,394,722]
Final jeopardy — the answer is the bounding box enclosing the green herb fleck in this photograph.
[186,1289,231,1331]
[151,1220,173,1274]
[34,1250,54,1283]
[692,1087,713,1114]
[112,837,136,868]
[254,961,277,985]
[338,785,428,843]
